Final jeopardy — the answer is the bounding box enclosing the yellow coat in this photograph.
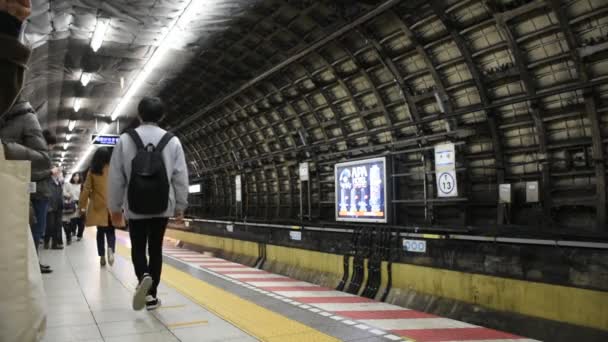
[79,165,110,227]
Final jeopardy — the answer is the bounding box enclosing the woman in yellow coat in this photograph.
[79,147,115,267]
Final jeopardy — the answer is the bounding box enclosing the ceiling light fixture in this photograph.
[110,0,205,121]
[61,152,66,158]
[91,18,109,52]
[73,98,82,112]
[81,72,93,86]
[120,77,124,89]
[68,119,76,131]
[63,143,68,150]
[73,0,209,174]
[66,134,72,141]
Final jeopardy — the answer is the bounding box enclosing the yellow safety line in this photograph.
[167,320,208,328]
[115,244,339,342]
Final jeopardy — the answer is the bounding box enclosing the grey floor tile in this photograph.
[42,324,102,341]
[98,317,167,338]
[104,331,180,342]
[46,311,96,328]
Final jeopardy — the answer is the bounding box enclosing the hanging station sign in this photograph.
[299,162,309,181]
[91,134,119,146]
[434,143,458,197]
[235,175,242,202]
[335,157,387,223]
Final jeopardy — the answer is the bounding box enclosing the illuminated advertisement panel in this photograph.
[335,157,387,223]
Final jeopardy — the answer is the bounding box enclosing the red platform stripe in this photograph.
[258,286,331,291]
[240,278,299,282]
[334,310,437,320]
[295,297,374,304]
[393,328,521,341]
[217,270,270,274]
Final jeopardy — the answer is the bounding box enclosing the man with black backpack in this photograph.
[108,96,188,311]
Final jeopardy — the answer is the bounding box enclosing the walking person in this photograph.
[44,167,64,249]
[64,172,84,242]
[79,147,116,267]
[109,96,188,311]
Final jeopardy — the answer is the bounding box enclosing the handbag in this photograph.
[0,142,47,342]
[63,197,76,214]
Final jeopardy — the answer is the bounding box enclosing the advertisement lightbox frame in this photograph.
[334,156,388,224]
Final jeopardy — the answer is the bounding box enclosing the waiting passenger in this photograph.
[64,172,84,242]
[44,165,64,249]
[0,102,59,274]
[79,147,116,267]
[108,96,189,311]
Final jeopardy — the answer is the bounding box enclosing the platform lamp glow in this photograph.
[73,98,81,112]
[68,119,76,131]
[72,0,211,174]
[81,72,93,86]
[91,18,109,52]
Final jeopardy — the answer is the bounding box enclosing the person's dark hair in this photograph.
[90,148,111,175]
[42,129,57,145]
[137,96,165,123]
[70,172,81,184]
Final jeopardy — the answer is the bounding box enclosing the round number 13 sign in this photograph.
[438,172,456,195]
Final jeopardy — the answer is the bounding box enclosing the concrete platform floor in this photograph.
[37,228,539,342]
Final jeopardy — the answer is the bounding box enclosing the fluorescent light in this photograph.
[73,98,81,112]
[91,18,109,52]
[189,184,201,194]
[73,1,216,173]
[120,77,124,89]
[68,120,76,131]
[81,72,93,86]
[110,1,209,121]
[63,143,68,150]
[66,134,72,141]
[61,152,66,158]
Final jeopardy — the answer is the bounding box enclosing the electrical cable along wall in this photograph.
[176,0,608,234]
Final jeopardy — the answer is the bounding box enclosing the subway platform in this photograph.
[38,229,538,342]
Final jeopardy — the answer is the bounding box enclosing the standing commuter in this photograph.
[64,172,84,242]
[0,103,59,274]
[108,96,189,311]
[79,148,116,267]
[44,167,64,249]
[0,0,31,116]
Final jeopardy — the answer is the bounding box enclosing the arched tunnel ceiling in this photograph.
[22,0,608,233]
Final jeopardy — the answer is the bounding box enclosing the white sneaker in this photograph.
[132,274,153,311]
[145,295,161,310]
[107,248,114,266]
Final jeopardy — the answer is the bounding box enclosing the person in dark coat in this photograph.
[0,101,59,273]
[0,1,31,116]
[44,169,64,249]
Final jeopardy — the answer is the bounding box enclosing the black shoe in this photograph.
[51,244,64,250]
[40,266,52,274]
[77,237,82,242]
[145,295,161,310]
[43,242,50,249]
[40,264,51,270]
[66,239,72,246]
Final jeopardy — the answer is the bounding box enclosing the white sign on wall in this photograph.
[299,162,309,181]
[403,239,427,253]
[434,143,458,197]
[290,231,302,241]
[235,175,242,202]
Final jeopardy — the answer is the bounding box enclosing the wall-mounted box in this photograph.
[499,184,512,204]
[526,181,539,203]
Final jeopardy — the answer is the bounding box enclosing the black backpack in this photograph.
[126,129,175,215]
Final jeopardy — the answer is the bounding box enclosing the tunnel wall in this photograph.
[165,225,608,341]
